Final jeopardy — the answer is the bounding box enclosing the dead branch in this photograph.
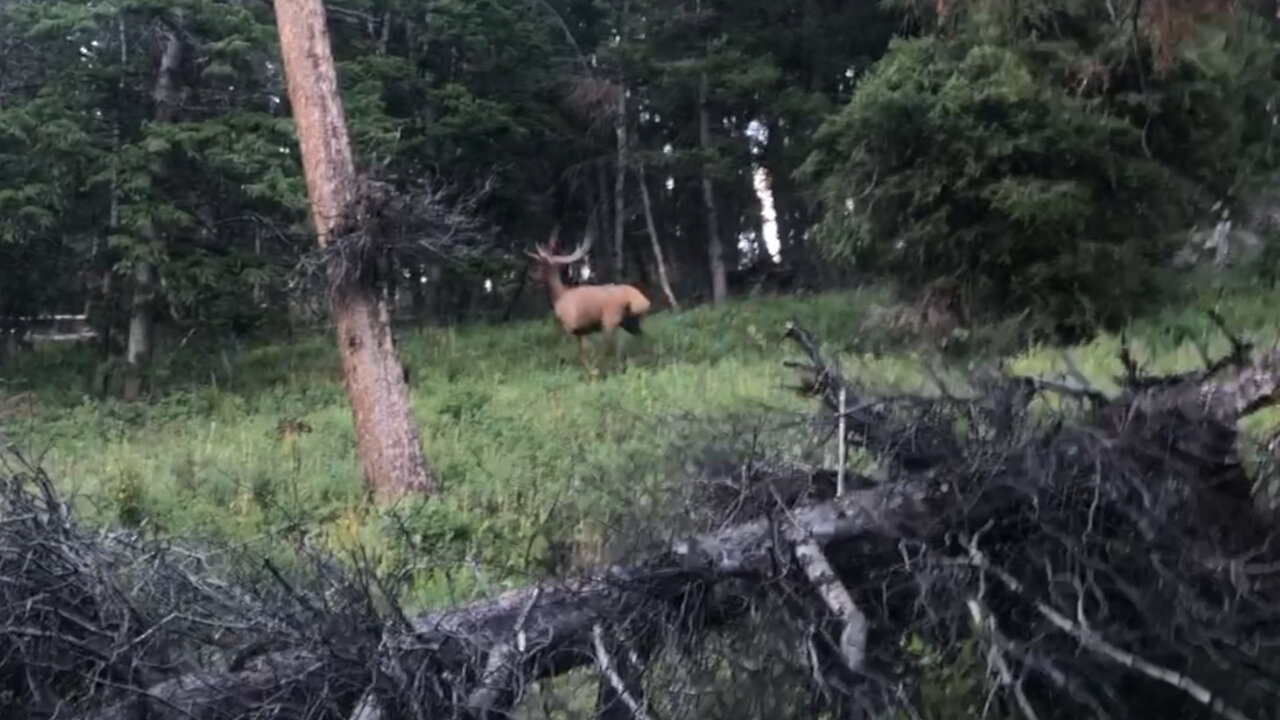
[291,173,497,308]
[965,537,1254,720]
[592,623,653,720]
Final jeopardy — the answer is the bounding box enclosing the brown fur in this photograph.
[552,284,651,335]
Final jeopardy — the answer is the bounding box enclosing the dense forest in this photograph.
[4,0,1279,367]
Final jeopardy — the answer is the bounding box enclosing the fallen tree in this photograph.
[2,320,1278,719]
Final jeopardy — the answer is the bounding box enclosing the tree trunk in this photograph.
[91,14,127,362]
[501,268,528,322]
[97,271,116,362]
[251,231,265,307]
[612,4,630,284]
[613,82,628,282]
[432,263,447,323]
[592,160,613,281]
[122,261,157,401]
[698,70,728,305]
[409,265,427,320]
[637,165,680,311]
[123,23,182,402]
[273,0,434,500]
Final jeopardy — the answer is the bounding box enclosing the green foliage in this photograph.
[801,2,1280,339]
[0,0,307,333]
[0,0,912,353]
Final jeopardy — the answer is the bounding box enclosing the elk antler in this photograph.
[526,223,563,260]
[534,222,592,266]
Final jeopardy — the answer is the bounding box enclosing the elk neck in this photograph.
[542,263,569,304]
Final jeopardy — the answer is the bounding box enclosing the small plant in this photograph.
[895,635,989,720]
[108,466,148,528]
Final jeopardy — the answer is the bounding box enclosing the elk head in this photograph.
[525,223,592,288]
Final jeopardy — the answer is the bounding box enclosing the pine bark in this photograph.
[698,70,728,304]
[273,0,434,499]
[122,261,157,401]
[613,82,628,281]
[595,159,614,281]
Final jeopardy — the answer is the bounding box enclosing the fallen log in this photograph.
[74,474,936,720]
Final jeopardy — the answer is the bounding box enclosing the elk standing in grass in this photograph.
[526,225,652,372]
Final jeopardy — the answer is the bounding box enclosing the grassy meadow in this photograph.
[2,283,1279,610]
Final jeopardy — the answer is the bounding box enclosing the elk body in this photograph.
[527,226,652,371]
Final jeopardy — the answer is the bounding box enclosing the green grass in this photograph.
[3,283,1280,609]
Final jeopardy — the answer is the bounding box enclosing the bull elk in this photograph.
[526,224,652,371]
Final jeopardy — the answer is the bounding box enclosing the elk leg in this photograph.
[619,315,643,366]
[577,335,589,371]
[619,315,643,335]
[606,327,621,369]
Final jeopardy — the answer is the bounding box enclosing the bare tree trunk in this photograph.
[500,268,528,322]
[595,159,614,281]
[637,165,679,311]
[273,0,435,500]
[408,265,427,320]
[698,70,728,305]
[431,263,448,322]
[122,262,157,401]
[97,272,116,364]
[613,82,628,282]
[123,23,182,401]
[612,2,630,283]
[379,10,392,54]
[89,14,127,363]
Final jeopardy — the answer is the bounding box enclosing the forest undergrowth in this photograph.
[2,283,1279,610]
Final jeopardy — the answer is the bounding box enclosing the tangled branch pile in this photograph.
[1,321,1278,720]
[774,321,1280,719]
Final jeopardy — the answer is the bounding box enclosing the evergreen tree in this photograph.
[801,0,1280,337]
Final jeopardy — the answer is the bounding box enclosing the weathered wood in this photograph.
[636,165,680,311]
